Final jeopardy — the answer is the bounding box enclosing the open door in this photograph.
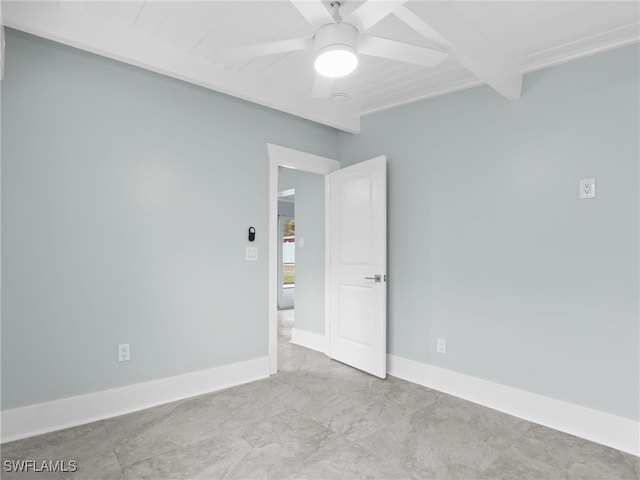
[328,156,387,378]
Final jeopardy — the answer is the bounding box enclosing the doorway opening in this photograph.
[280,217,295,308]
[277,190,295,311]
[267,144,340,374]
[268,144,388,379]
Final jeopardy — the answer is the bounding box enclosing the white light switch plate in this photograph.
[579,178,596,199]
[245,247,258,261]
[437,338,447,354]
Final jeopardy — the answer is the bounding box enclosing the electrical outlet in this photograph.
[118,343,130,362]
[579,178,596,199]
[437,338,447,354]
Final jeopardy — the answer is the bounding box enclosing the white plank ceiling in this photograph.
[2,1,639,133]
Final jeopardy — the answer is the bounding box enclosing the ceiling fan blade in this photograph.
[345,0,407,31]
[312,74,334,98]
[357,35,448,68]
[214,37,313,64]
[290,0,335,27]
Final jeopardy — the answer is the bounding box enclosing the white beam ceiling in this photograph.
[3,1,361,133]
[2,1,638,133]
[394,4,523,101]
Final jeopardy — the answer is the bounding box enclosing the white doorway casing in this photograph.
[267,144,339,374]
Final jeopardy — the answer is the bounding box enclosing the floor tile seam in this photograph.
[102,408,180,444]
[285,354,328,366]
[345,437,419,480]
[290,410,400,468]
[277,454,323,480]
[292,363,331,374]
[226,412,341,480]
[479,447,563,479]
[347,405,435,473]
[112,423,241,472]
[98,420,127,478]
[276,366,311,376]
[371,393,430,415]
[281,430,372,479]
[287,381,369,399]
[497,431,640,476]
[287,400,328,426]
[116,445,176,470]
[382,395,445,426]
[286,436,381,480]
[322,396,429,445]
[117,435,228,474]
[278,404,345,445]
[349,408,554,480]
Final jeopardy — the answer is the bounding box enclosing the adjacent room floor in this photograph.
[2,310,638,479]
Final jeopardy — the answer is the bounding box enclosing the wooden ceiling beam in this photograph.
[394,4,523,101]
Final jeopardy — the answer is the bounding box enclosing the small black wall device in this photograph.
[248,227,256,242]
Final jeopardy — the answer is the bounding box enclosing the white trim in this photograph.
[291,328,327,354]
[324,175,332,356]
[387,354,639,457]
[267,144,340,375]
[360,25,639,118]
[1,356,269,444]
[520,22,640,75]
[278,189,295,199]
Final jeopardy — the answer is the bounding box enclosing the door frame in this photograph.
[267,143,340,375]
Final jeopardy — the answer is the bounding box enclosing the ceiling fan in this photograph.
[213,0,447,98]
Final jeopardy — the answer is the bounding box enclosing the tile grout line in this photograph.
[99,420,126,478]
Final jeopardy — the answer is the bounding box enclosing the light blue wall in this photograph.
[277,167,299,192]
[1,29,337,409]
[277,200,294,219]
[291,173,325,335]
[3,27,638,423]
[278,168,325,334]
[339,44,639,420]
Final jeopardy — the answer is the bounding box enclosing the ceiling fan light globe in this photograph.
[314,46,358,78]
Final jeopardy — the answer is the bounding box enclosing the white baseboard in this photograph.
[387,354,639,457]
[290,328,326,353]
[1,356,270,444]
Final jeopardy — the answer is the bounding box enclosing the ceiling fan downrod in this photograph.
[330,2,343,22]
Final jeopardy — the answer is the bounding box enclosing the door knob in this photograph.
[365,275,382,283]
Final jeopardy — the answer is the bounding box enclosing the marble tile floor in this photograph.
[278,308,294,340]
[2,310,638,480]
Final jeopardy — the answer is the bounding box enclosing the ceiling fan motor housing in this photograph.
[314,22,359,56]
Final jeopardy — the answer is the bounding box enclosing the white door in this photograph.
[328,156,387,378]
